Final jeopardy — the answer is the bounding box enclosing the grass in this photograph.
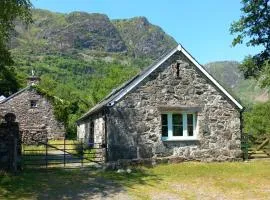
[1,161,270,199]
[100,161,270,199]
[22,140,80,154]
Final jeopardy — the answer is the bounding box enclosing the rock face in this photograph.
[112,17,177,58]
[12,9,177,59]
[105,51,242,162]
[43,12,127,52]
[0,87,65,144]
[205,61,243,89]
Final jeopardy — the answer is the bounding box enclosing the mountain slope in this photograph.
[11,9,177,59]
[205,61,269,105]
[112,17,177,58]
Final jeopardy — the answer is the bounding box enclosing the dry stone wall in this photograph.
[106,51,242,162]
[0,87,65,144]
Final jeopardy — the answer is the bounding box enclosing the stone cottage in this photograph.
[0,76,65,143]
[77,44,244,162]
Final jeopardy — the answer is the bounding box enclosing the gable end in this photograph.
[108,44,243,110]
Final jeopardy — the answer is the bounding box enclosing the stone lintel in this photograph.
[158,105,202,113]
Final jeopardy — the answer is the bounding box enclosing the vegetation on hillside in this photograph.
[205,61,269,106]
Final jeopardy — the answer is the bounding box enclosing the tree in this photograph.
[0,0,32,95]
[244,101,270,136]
[230,0,270,79]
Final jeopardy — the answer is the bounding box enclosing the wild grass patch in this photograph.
[1,161,270,199]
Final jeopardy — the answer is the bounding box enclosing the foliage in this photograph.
[230,0,270,79]
[238,55,260,78]
[0,0,32,95]
[244,101,270,136]
[0,67,20,96]
[259,60,270,87]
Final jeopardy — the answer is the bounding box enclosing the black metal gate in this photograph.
[22,140,105,169]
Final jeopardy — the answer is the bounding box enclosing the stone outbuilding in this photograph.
[0,76,65,143]
[77,44,244,162]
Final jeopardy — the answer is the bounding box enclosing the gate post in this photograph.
[241,133,249,161]
[0,113,21,172]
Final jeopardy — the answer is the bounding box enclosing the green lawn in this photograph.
[0,161,270,199]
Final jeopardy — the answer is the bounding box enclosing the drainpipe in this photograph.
[103,107,109,163]
[240,107,246,160]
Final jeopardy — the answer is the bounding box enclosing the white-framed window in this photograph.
[161,112,198,141]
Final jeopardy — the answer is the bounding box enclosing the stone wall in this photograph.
[77,113,106,163]
[0,113,21,172]
[106,51,242,162]
[0,87,65,143]
[77,112,106,146]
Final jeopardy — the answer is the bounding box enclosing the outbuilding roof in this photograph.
[78,44,243,122]
[0,86,30,104]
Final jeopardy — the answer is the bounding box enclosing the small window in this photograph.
[176,63,180,77]
[30,100,38,108]
[161,112,197,140]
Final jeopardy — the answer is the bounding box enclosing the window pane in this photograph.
[162,126,168,137]
[173,125,183,136]
[187,114,193,125]
[161,114,167,125]
[172,114,182,125]
[187,114,194,136]
[188,126,193,136]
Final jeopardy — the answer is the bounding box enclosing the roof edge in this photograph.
[180,46,243,110]
[0,86,30,104]
[110,44,181,104]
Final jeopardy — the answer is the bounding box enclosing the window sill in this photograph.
[161,137,199,141]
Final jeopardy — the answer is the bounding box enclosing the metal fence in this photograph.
[22,140,105,169]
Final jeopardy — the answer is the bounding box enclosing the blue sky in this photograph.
[31,0,262,64]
